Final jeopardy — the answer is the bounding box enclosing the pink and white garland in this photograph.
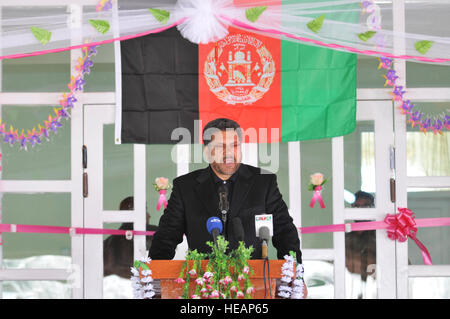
[278,254,305,299]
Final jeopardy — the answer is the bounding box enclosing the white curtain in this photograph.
[1,0,450,65]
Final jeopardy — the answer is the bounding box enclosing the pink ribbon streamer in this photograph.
[0,223,155,237]
[0,211,448,266]
[309,186,326,209]
[0,19,186,61]
[3,15,450,63]
[156,189,168,211]
[385,207,433,265]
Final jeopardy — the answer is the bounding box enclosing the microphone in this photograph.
[259,226,271,259]
[255,214,273,259]
[258,226,272,299]
[231,217,244,242]
[218,184,229,223]
[206,216,223,245]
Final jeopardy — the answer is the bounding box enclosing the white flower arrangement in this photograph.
[278,252,305,299]
[131,256,155,299]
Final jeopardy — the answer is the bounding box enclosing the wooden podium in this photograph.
[148,260,284,299]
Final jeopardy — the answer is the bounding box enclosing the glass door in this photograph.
[342,100,396,298]
[83,104,146,299]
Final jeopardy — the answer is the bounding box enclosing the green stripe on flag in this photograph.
[281,43,356,141]
[280,0,357,142]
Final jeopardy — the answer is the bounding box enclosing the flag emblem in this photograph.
[203,33,275,105]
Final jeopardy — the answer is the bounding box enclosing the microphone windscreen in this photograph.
[232,217,244,242]
[206,216,223,235]
[259,226,270,241]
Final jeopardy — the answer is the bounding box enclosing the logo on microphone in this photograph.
[255,214,273,237]
[255,215,272,222]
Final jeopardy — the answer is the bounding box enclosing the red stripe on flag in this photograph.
[199,0,282,144]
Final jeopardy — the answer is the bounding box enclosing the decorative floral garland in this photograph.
[130,255,156,299]
[380,58,449,134]
[361,0,449,134]
[0,45,97,150]
[176,236,254,299]
[278,251,305,299]
[96,0,113,12]
[0,0,112,150]
[5,0,447,150]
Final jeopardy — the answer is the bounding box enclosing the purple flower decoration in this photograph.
[58,107,70,119]
[82,59,94,74]
[30,133,41,147]
[384,70,398,87]
[379,57,392,69]
[362,1,372,8]
[19,136,27,150]
[75,78,86,91]
[409,111,423,126]
[444,115,450,129]
[88,46,98,57]
[420,118,432,132]
[432,119,443,133]
[40,126,50,140]
[400,100,414,114]
[66,95,77,108]
[4,132,16,146]
[392,85,405,101]
[103,1,113,11]
[49,119,62,133]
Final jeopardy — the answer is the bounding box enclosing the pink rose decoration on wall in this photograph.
[308,172,327,209]
[153,177,171,211]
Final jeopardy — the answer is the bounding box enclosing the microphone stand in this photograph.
[219,191,229,227]
[262,240,272,299]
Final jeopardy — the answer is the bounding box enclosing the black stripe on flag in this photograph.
[121,27,199,144]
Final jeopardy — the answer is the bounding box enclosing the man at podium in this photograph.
[149,118,302,264]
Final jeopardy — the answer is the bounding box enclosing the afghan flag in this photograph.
[120,5,356,144]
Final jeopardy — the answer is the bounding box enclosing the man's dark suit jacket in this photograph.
[149,163,302,263]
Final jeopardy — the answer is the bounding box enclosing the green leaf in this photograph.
[89,19,110,34]
[148,8,170,24]
[133,260,149,270]
[307,15,325,34]
[289,250,297,261]
[415,40,433,55]
[358,30,376,42]
[30,26,52,45]
[245,6,267,23]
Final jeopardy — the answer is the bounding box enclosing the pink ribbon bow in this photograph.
[156,189,168,211]
[385,207,432,265]
[309,186,326,209]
